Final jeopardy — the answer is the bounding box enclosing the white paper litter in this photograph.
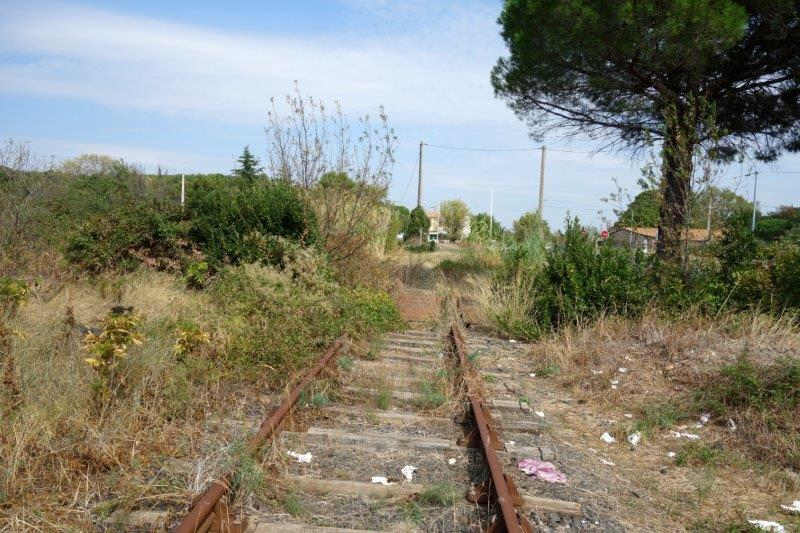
[371,476,393,486]
[600,458,615,466]
[600,432,616,444]
[747,519,785,532]
[535,411,545,418]
[667,452,677,458]
[591,369,603,375]
[728,418,737,432]
[780,500,800,514]
[624,413,633,419]
[610,379,620,385]
[529,373,537,378]
[618,367,628,373]
[509,339,517,343]
[400,465,417,482]
[627,432,641,447]
[287,451,313,463]
[669,431,701,440]
[448,458,457,465]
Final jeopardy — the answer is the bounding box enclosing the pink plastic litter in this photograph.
[517,458,567,484]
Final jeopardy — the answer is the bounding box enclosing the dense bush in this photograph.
[211,253,401,381]
[61,174,318,273]
[186,176,315,265]
[65,204,182,273]
[536,220,651,328]
[405,206,430,242]
[491,212,800,340]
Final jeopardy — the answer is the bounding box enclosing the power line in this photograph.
[422,142,593,154]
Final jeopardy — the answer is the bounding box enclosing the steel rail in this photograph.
[449,323,528,533]
[173,338,346,533]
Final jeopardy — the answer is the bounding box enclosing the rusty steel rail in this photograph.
[449,323,532,533]
[173,338,346,533]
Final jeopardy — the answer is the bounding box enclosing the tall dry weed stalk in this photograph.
[265,87,397,269]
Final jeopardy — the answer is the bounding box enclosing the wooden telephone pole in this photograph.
[417,141,424,208]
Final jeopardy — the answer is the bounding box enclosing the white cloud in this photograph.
[4,1,796,229]
[28,137,229,173]
[0,1,508,127]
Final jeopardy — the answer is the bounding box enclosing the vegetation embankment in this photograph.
[0,94,404,530]
[442,204,800,528]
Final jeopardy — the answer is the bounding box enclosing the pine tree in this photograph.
[492,1,800,260]
[233,146,263,183]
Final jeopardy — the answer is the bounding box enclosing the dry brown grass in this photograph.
[530,308,800,404]
[0,251,404,531]
[519,309,800,531]
[0,271,281,531]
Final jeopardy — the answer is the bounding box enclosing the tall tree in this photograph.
[615,186,752,229]
[469,212,505,242]
[406,206,430,242]
[492,1,800,260]
[440,200,470,240]
[513,211,550,242]
[233,146,263,183]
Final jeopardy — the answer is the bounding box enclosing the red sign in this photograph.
[600,230,609,239]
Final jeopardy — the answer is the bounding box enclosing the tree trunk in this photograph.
[656,103,696,262]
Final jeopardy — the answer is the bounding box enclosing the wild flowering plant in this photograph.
[83,312,142,396]
[174,323,210,361]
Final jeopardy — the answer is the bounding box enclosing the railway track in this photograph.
[130,308,584,532]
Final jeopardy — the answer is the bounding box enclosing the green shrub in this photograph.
[675,442,726,467]
[772,243,800,308]
[695,355,800,415]
[755,217,792,241]
[210,256,400,382]
[405,242,435,253]
[418,483,459,506]
[184,261,209,289]
[0,277,28,315]
[634,401,689,437]
[535,218,651,329]
[405,206,430,242]
[186,177,315,265]
[65,204,181,273]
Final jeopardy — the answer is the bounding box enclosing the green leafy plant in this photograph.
[173,323,210,362]
[418,483,459,506]
[0,277,28,316]
[337,356,354,372]
[83,310,143,407]
[184,261,209,290]
[376,387,391,410]
[417,381,446,409]
[676,442,727,467]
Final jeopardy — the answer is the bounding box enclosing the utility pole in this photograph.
[537,146,546,216]
[489,189,494,240]
[705,186,713,241]
[417,141,424,208]
[751,170,759,232]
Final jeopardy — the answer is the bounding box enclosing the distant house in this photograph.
[425,209,470,242]
[608,227,721,253]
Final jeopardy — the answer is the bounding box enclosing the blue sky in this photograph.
[1,0,797,229]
